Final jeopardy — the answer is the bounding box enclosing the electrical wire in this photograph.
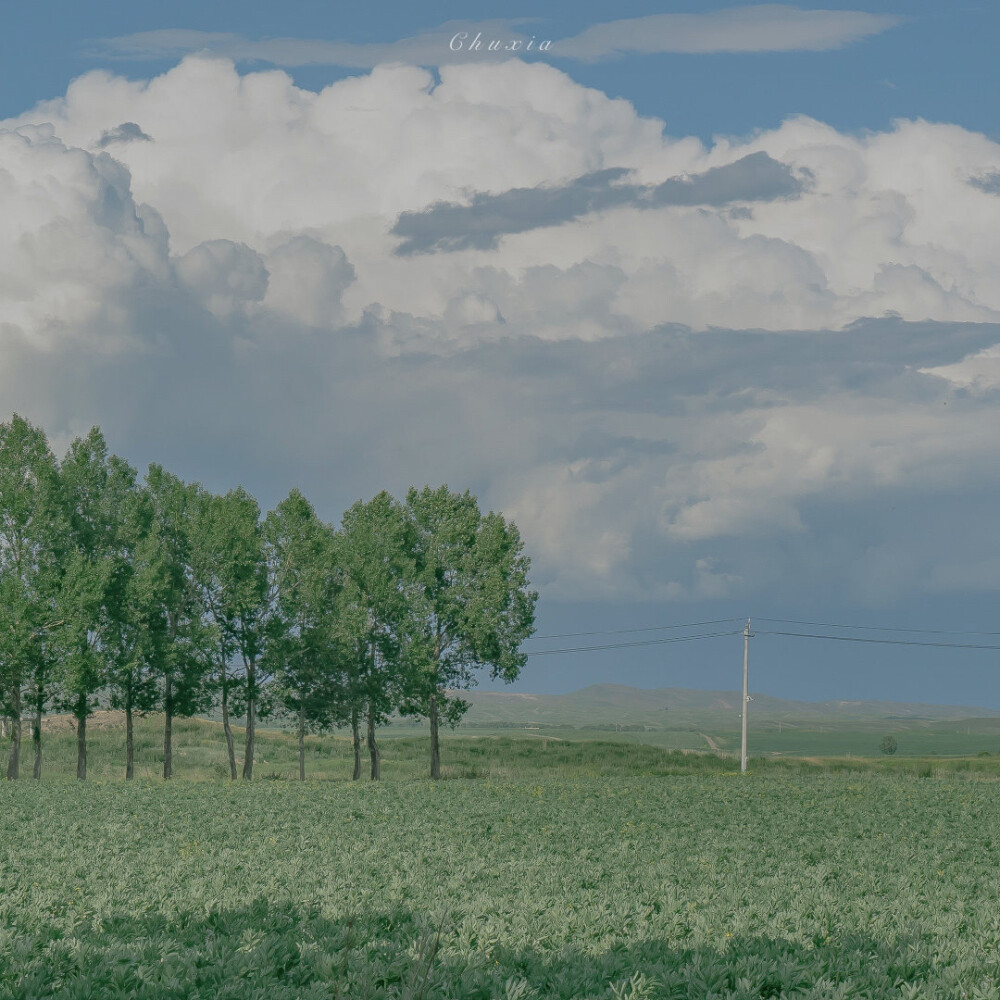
[756,629,1000,651]
[526,629,743,657]
[526,617,741,641]
[755,617,1000,637]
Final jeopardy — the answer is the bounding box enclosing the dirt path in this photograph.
[699,732,722,752]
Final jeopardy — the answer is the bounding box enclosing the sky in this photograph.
[4,1,1000,705]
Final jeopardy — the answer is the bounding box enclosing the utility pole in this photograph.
[741,618,751,773]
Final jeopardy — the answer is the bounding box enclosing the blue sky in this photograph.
[5,3,1000,706]
[4,1,998,139]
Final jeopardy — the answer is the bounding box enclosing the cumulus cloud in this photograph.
[262,236,356,328]
[96,121,152,147]
[0,123,170,352]
[174,239,269,318]
[5,57,1000,608]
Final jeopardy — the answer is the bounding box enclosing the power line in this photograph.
[526,617,741,641]
[756,617,1000,637]
[757,629,1000,651]
[526,629,742,657]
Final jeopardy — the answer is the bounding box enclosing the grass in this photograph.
[26,713,743,782]
[6,717,1000,995]
[17,711,1000,784]
[4,769,1000,998]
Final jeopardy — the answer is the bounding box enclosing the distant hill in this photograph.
[452,684,1000,730]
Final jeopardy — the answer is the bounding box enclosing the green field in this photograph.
[18,712,1000,786]
[5,723,1000,998]
[3,774,1000,998]
[22,712,1000,784]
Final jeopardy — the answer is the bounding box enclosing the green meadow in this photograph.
[4,770,1000,999]
[21,712,1000,783]
[5,717,1000,998]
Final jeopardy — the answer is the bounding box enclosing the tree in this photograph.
[880,735,898,756]
[102,481,161,780]
[142,466,209,779]
[26,621,62,779]
[54,428,136,780]
[191,486,274,779]
[337,492,417,780]
[402,486,537,778]
[190,487,239,780]
[265,490,345,780]
[0,415,62,780]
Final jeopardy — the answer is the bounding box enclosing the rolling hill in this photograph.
[453,684,1000,731]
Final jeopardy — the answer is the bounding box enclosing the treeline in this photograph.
[0,415,536,781]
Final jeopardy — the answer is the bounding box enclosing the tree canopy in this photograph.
[0,416,536,781]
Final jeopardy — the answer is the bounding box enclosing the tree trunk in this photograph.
[221,673,237,780]
[5,687,21,780]
[366,704,380,781]
[351,708,361,781]
[242,660,256,780]
[429,692,441,780]
[32,699,42,780]
[298,703,306,781]
[76,694,87,780]
[163,674,173,779]
[125,704,134,781]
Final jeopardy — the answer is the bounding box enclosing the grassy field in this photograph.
[10,711,1000,791]
[448,721,1000,758]
[26,714,739,783]
[20,712,1000,783]
[4,763,1000,998]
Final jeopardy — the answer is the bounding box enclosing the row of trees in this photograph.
[0,415,537,781]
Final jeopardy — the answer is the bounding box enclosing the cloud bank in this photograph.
[97,6,901,68]
[4,56,1000,607]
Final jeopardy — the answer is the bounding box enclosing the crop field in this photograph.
[4,765,1000,999]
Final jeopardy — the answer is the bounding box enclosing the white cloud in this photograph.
[97,7,900,67]
[0,123,170,352]
[554,6,901,59]
[4,57,1000,606]
[96,22,531,69]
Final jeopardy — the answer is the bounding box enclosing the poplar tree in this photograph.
[142,466,208,779]
[403,485,537,779]
[265,490,345,780]
[0,416,62,780]
[191,486,273,779]
[337,492,417,780]
[103,480,160,779]
[55,429,136,780]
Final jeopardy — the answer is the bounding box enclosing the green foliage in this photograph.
[191,485,275,779]
[141,465,211,720]
[53,429,139,778]
[402,486,537,724]
[265,491,348,776]
[3,771,1000,997]
[1,417,539,784]
[880,735,898,756]
[0,415,63,747]
[338,492,419,724]
[193,485,272,681]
